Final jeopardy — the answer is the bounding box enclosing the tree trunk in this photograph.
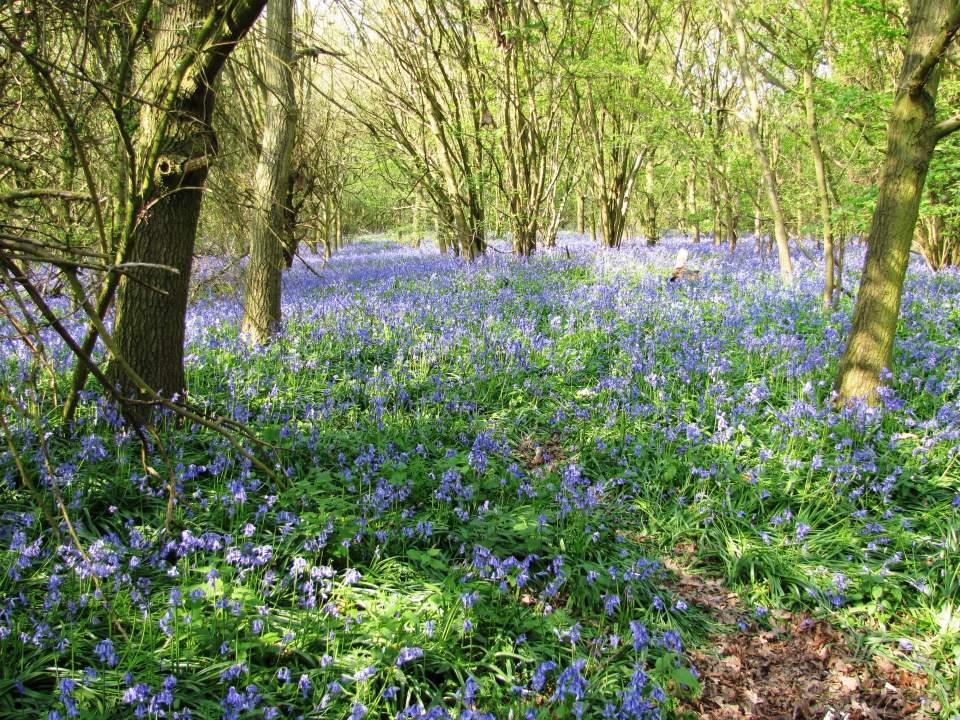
[242,0,296,345]
[435,215,447,254]
[709,178,721,245]
[686,166,700,243]
[754,199,762,251]
[111,0,267,401]
[721,0,794,284]
[577,194,586,234]
[643,157,657,246]
[835,0,960,404]
[113,183,204,398]
[803,66,836,306]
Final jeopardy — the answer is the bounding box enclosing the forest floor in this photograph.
[667,544,934,719]
[1,235,958,719]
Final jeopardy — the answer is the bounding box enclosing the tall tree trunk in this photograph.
[709,177,721,245]
[835,0,960,404]
[336,203,343,248]
[803,63,835,307]
[113,181,204,398]
[242,0,296,345]
[577,194,586,234]
[322,195,333,259]
[754,199,762,251]
[111,0,267,401]
[721,0,794,284]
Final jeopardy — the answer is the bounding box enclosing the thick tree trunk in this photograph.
[242,0,296,345]
[835,0,960,404]
[111,0,266,401]
[113,181,204,398]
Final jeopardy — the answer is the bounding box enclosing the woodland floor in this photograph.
[668,546,933,719]
[2,235,958,719]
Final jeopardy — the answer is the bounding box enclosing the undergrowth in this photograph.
[2,236,958,718]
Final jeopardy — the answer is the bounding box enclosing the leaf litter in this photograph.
[665,545,935,719]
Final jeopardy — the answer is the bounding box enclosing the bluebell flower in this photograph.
[396,646,424,666]
[94,638,118,668]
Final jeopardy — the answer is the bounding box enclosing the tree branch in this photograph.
[932,111,960,140]
[905,3,960,97]
[0,188,95,205]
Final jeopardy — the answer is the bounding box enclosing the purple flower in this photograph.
[354,665,376,682]
[219,663,246,684]
[396,646,424,666]
[630,621,649,651]
[94,638,118,668]
[660,630,682,654]
[602,593,621,616]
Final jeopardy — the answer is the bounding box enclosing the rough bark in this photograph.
[835,0,960,404]
[110,0,267,402]
[242,0,296,345]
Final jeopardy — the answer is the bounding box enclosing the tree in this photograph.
[346,0,489,260]
[575,0,676,249]
[109,0,267,401]
[483,0,580,256]
[720,0,794,284]
[834,0,960,404]
[242,0,297,344]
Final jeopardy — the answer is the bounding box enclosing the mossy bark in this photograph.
[242,0,296,345]
[835,0,960,404]
[110,0,266,402]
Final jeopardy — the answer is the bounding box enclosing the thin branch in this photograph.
[0,188,96,205]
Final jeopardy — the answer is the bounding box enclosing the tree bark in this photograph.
[835,0,960,404]
[643,156,657,246]
[110,0,267,402]
[242,0,296,345]
[686,165,700,243]
[721,0,794,284]
[804,62,837,305]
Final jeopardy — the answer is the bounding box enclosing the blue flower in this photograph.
[94,638,118,668]
[396,646,424,666]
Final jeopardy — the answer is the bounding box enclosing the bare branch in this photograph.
[932,111,960,140]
